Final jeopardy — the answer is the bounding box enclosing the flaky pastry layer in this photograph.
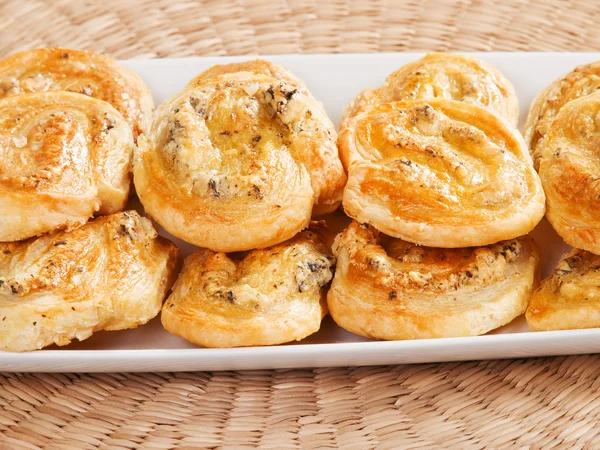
[0,211,179,352]
[341,53,519,127]
[527,249,600,331]
[0,92,135,241]
[328,221,540,340]
[0,47,153,139]
[339,99,545,247]
[524,60,600,170]
[538,92,600,255]
[134,60,346,252]
[162,224,334,347]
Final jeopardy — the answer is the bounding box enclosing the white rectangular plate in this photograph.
[3,52,600,372]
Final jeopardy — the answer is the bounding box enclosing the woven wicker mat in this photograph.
[2,1,600,449]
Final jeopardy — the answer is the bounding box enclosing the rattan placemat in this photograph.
[2,1,600,448]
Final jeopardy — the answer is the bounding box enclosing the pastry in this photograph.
[0,47,153,139]
[0,92,135,242]
[524,60,600,170]
[527,249,600,331]
[341,52,519,127]
[134,60,346,252]
[339,99,545,248]
[537,92,600,254]
[0,211,179,352]
[186,59,305,87]
[162,223,334,348]
[328,221,540,340]
[184,60,346,219]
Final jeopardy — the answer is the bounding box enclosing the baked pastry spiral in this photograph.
[0,211,178,352]
[0,92,135,242]
[0,47,153,139]
[134,60,346,252]
[537,92,600,254]
[341,53,519,127]
[339,99,545,248]
[328,221,540,340]
[527,249,600,331]
[524,60,600,170]
[162,223,334,348]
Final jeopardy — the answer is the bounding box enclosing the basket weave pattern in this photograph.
[2,0,600,58]
[2,1,600,449]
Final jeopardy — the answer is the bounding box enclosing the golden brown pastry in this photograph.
[524,60,600,170]
[134,60,346,252]
[184,60,346,220]
[187,59,304,87]
[162,223,334,348]
[0,211,178,352]
[527,249,600,331]
[339,99,545,248]
[342,53,519,127]
[0,47,153,139]
[328,221,540,340]
[537,92,600,254]
[0,92,135,242]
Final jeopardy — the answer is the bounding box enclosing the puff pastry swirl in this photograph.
[339,99,545,248]
[162,224,334,348]
[538,92,600,254]
[342,53,519,127]
[134,60,346,252]
[527,249,600,331]
[328,221,540,340]
[0,211,178,352]
[0,92,135,242]
[0,47,153,139]
[524,60,600,170]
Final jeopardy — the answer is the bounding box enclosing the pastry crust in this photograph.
[134,60,346,252]
[0,211,179,352]
[538,92,600,254]
[341,53,519,127]
[0,92,135,242]
[339,99,545,247]
[328,221,540,340]
[0,47,153,139]
[186,59,306,87]
[161,224,334,348]
[527,249,600,331]
[524,60,600,170]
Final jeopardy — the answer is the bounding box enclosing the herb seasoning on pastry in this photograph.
[527,249,600,331]
[328,221,540,340]
[0,211,178,352]
[134,60,346,252]
[0,47,153,139]
[537,92,600,254]
[338,99,545,248]
[0,92,135,242]
[161,223,334,348]
[524,60,600,170]
[341,53,519,127]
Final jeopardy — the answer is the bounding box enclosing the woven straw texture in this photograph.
[2,1,600,449]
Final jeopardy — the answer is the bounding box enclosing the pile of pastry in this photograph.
[0,49,346,351]
[524,60,600,332]
[0,48,598,352]
[0,49,179,352]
